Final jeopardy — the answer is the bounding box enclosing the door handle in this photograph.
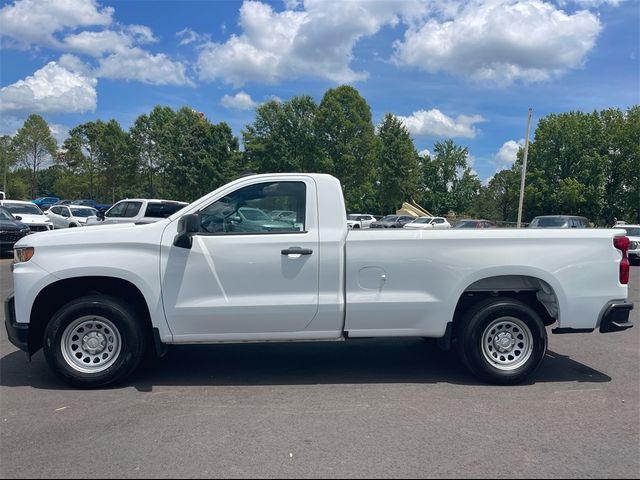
[281,248,313,256]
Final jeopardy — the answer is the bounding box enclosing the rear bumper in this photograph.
[599,302,634,333]
[4,293,29,353]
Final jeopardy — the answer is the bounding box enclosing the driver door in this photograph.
[161,178,320,339]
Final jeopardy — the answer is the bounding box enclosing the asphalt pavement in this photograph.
[0,259,638,478]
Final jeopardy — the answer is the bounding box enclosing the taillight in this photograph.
[614,236,630,284]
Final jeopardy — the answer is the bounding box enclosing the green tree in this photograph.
[96,120,132,203]
[315,86,378,211]
[130,106,176,197]
[0,135,16,195]
[420,139,477,215]
[243,96,321,174]
[376,113,421,214]
[60,121,106,199]
[11,115,57,198]
[162,108,240,202]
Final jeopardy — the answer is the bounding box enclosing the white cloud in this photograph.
[0,0,113,47]
[97,48,193,86]
[493,139,524,169]
[0,60,97,114]
[221,91,258,110]
[393,0,602,84]
[398,109,485,138]
[63,30,132,57]
[418,148,431,158]
[197,0,429,86]
[176,28,210,46]
[58,54,93,76]
[126,24,157,44]
[49,123,70,145]
[565,0,622,7]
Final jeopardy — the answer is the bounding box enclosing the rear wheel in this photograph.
[43,295,146,388]
[457,297,547,384]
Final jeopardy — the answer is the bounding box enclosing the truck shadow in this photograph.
[0,338,611,391]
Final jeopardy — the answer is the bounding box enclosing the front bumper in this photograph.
[599,302,634,333]
[4,293,29,353]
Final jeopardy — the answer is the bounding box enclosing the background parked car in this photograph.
[404,216,451,230]
[0,206,30,255]
[453,219,497,229]
[370,215,415,228]
[47,205,98,228]
[528,215,589,228]
[32,196,60,210]
[614,223,640,266]
[0,200,53,232]
[88,199,188,226]
[72,199,112,213]
[347,214,377,229]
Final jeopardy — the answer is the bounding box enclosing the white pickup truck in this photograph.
[5,174,634,388]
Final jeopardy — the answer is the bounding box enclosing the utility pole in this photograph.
[517,108,533,228]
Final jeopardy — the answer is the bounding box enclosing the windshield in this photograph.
[529,217,568,228]
[616,227,640,237]
[380,215,398,222]
[3,203,43,215]
[240,208,271,221]
[347,215,360,220]
[0,207,15,221]
[71,208,97,217]
[413,217,433,224]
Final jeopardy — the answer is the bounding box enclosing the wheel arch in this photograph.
[442,272,564,350]
[28,276,156,356]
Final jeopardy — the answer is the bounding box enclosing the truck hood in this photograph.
[14,221,167,248]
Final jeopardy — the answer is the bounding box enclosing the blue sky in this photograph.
[1,0,638,181]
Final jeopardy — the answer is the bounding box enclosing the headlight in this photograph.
[13,247,35,263]
[631,240,639,250]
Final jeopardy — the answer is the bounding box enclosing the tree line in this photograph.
[0,85,637,225]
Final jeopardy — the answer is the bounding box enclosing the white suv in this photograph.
[404,216,451,230]
[87,199,188,226]
[614,224,640,266]
[47,205,98,228]
[347,214,376,229]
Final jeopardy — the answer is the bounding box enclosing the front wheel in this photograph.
[43,295,146,388]
[457,298,547,385]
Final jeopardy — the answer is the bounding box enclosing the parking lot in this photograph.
[0,259,638,478]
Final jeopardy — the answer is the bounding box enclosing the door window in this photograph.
[106,202,127,218]
[124,202,142,217]
[199,182,306,234]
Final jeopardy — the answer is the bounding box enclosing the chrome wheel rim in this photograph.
[481,316,533,371]
[61,316,122,374]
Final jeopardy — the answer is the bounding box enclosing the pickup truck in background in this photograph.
[5,174,634,388]
[87,198,188,226]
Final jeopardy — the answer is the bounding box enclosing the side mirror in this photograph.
[173,213,199,249]
[97,211,105,220]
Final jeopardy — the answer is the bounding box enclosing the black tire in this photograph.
[353,224,360,229]
[43,294,146,388]
[69,223,77,228]
[457,297,547,385]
